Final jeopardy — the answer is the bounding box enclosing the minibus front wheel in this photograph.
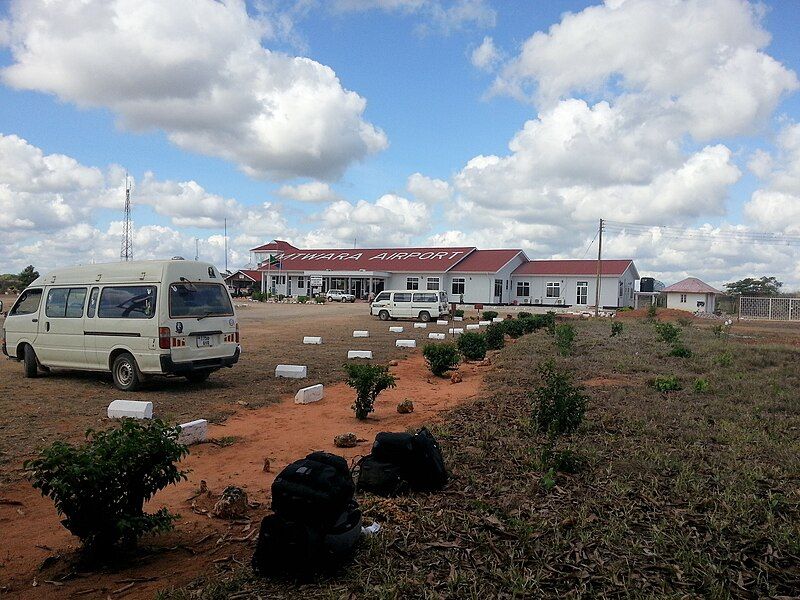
[112,352,142,391]
[22,345,38,378]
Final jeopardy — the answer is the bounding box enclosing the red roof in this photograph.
[663,277,720,294]
[249,240,299,253]
[451,250,526,272]
[225,269,262,282]
[260,247,476,273]
[513,259,634,277]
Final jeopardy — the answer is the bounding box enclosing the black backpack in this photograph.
[252,503,362,578]
[372,427,448,491]
[355,455,409,497]
[271,451,355,528]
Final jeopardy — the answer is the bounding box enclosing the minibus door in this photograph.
[6,288,44,351]
[39,287,88,368]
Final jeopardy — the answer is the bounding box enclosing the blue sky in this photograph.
[1,0,799,287]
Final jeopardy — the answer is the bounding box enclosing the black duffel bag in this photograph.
[252,502,362,578]
[355,454,409,497]
[372,427,448,491]
[271,451,355,528]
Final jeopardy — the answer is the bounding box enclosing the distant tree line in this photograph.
[724,276,783,296]
[0,265,39,293]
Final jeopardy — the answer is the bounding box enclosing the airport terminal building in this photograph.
[226,240,638,308]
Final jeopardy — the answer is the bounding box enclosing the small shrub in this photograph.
[541,447,585,473]
[651,375,682,392]
[717,350,733,367]
[251,291,264,302]
[669,344,693,358]
[25,419,188,556]
[482,310,499,320]
[554,323,576,356]
[540,468,556,492]
[314,295,326,304]
[297,295,309,304]
[694,378,710,393]
[518,311,532,319]
[457,332,487,360]
[654,322,681,344]
[485,323,505,350]
[344,363,396,420]
[544,312,557,335]
[502,318,525,339]
[647,303,658,320]
[532,361,587,436]
[454,309,464,318]
[520,316,537,334]
[610,321,623,337]
[277,294,286,301]
[423,343,461,377]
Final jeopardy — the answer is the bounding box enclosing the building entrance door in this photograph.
[576,281,588,305]
[494,279,503,303]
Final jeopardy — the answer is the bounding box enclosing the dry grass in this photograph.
[160,318,800,599]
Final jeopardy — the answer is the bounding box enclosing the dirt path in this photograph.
[0,352,486,599]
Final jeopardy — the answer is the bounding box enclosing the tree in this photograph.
[724,276,782,296]
[18,265,39,287]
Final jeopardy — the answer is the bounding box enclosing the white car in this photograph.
[2,259,240,391]
[326,290,356,302]
[370,290,449,322]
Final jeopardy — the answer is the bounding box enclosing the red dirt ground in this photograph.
[0,352,485,599]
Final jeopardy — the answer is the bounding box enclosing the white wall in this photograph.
[666,292,716,312]
[512,275,626,307]
[386,273,444,293]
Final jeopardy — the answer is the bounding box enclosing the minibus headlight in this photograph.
[158,327,171,350]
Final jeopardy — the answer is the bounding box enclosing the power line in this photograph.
[603,220,800,247]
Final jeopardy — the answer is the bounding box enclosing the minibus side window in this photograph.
[98,286,157,319]
[87,287,99,318]
[46,288,87,318]
[10,289,42,316]
[394,293,412,302]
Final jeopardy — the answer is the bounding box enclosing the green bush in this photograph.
[518,311,532,319]
[502,318,525,339]
[278,294,286,301]
[693,378,710,393]
[251,291,265,302]
[655,322,681,343]
[669,343,693,358]
[25,419,188,556]
[610,321,623,337]
[482,310,499,320]
[454,309,464,318]
[554,323,576,356]
[532,361,587,437]
[423,343,460,377]
[717,350,733,367]
[651,375,682,392]
[544,312,557,335]
[520,316,537,334]
[297,295,309,304]
[647,303,658,320]
[314,295,326,304]
[344,363,396,420]
[485,323,505,350]
[457,332,487,360]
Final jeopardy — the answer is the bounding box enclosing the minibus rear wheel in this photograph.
[378,310,389,321]
[23,345,38,378]
[112,353,142,391]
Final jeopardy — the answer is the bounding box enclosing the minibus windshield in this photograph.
[169,282,233,318]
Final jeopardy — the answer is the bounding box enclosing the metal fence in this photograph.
[739,296,800,321]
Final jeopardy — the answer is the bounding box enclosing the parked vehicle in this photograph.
[370,290,449,322]
[326,290,356,303]
[1,259,240,391]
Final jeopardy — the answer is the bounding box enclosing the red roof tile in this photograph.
[249,240,299,253]
[663,277,721,294]
[260,247,476,273]
[513,259,634,277]
[450,249,526,272]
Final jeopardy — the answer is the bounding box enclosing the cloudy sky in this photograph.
[1,0,799,288]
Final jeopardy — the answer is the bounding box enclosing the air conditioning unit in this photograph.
[534,298,542,305]
[555,299,564,305]
[523,298,530,304]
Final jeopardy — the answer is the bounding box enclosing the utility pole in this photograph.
[594,218,604,317]
[223,218,228,273]
[195,238,199,261]
[120,175,133,261]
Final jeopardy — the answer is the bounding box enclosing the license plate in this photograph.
[196,335,212,348]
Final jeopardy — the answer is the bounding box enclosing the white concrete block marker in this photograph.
[303,336,323,345]
[275,364,307,378]
[466,323,480,330]
[396,339,416,348]
[428,333,445,340]
[108,400,153,420]
[295,384,324,405]
[178,419,208,445]
[413,322,427,329]
[389,326,404,333]
[493,317,504,323]
[348,350,373,359]
[353,330,370,338]
[453,316,464,322]
[436,320,448,325]
[479,320,491,326]
[448,328,464,335]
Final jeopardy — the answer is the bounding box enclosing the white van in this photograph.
[1,259,240,391]
[370,290,449,322]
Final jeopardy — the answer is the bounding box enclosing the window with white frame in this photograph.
[297,277,305,288]
[406,277,419,290]
[426,277,439,290]
[546,282,560,298]
[451,277,465,295]
[516,281,530,297]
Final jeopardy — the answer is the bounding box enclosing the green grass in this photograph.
[159,319,800,598]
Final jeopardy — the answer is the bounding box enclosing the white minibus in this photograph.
[370,290,449,322]
[1,259,240,391]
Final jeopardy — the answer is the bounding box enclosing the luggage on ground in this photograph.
[355,454,409,496]
[369,427,448,492]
